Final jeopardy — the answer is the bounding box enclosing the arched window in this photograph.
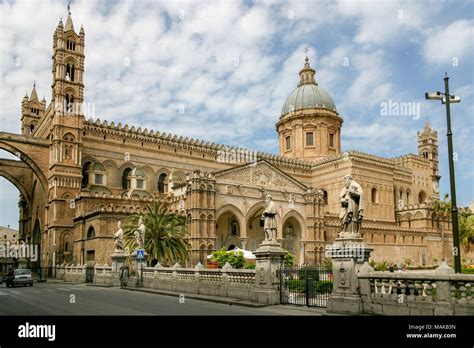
[371,188,378,203]
[63,133,75,160]
[406,190,411,205]
[158,173,168,194]
[81,162,91,188]
[86,226,95,239]
[66,39,76,51]
[65,94,74,112]
[322,190,328,205]
[418,191,427,204]
[66,63,75,81]
[122,168,132,189]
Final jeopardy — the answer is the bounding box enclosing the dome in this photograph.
[281,84,337,115]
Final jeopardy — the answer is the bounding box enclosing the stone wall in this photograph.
[93,263,257,302]
[358,268,474,315]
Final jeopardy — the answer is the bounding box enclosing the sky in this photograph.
[0,0,473,229]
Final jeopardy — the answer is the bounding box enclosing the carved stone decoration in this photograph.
[215,161,307,193]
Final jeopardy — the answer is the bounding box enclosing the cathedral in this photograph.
[1,12,457,269]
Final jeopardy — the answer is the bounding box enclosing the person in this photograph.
[119,266,129,289]
[389,263,394,272]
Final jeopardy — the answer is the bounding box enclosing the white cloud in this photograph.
[423,20,474,65]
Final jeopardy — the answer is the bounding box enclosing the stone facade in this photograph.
[1,11,469,270]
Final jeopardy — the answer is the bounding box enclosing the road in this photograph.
[0,281,326,315]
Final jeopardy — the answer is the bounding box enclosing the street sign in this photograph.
[136,249,145,260]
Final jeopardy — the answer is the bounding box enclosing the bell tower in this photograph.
[21,83,46,135]
[418,119,440,198]
[47,8,85,262]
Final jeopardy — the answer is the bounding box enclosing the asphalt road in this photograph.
[0,281,325,316]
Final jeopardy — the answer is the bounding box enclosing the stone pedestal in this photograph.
[251,241,286,305]
[111,251,127,273]
[325,233,372,314]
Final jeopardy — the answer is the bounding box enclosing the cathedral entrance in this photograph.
[282,216,302,265]
[215,211,242,251]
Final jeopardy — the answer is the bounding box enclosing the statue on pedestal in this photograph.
[134,216,146,250]
[261,194,277,243]
[339,174,364,237]
[113,221,124,252]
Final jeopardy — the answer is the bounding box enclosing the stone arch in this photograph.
[0,165,32,204]
[281,213,304,264]
[281,210,306,239]
[0,140,48,193]
[216,204,245,228]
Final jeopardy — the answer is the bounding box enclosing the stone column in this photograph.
[326,233,372,314]
[251,241,286,305]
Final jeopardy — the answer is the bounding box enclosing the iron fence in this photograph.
[279,264,333,307]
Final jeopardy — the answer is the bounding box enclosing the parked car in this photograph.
[6,269,33,287]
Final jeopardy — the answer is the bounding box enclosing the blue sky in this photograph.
[0,0,473,229]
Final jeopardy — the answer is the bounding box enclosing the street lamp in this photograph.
[425,73,462,273]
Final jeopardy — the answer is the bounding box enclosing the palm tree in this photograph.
[123,200,189,265]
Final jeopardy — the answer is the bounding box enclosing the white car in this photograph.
[6,269,33,287]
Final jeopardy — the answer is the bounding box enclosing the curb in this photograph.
[124,287,269,308]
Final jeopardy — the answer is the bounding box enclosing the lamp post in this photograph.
[425,73,462,273]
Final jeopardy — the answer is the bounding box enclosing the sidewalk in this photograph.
[124,286,268,308]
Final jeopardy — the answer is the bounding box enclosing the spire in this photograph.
[423,117,431,133]
[298,50,317,87]
[29,82,38,101]
[65,4,74,32]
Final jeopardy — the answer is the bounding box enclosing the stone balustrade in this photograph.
[358,270,474,315]
[88,262,257,301]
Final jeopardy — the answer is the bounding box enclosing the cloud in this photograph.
[422,20,474,65]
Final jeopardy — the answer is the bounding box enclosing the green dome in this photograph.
[281,84,337,115]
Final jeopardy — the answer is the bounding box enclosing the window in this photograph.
[65,63,75,81]
[31,108,39,115]
[66,40,76,51]
[65,94,74,113]
[322,190,328,205]
[418,191,426,204]
[329,133,334,148]
[122,168,132,189]
[86,226,95,239]
[305,132,314,146]
[86,250,95,261]
[158,173,167,193]
[371,188,378,203]
[285,136,291,150]
[94,174,103,185]
[81,162,91,188]
[136,179,144,189]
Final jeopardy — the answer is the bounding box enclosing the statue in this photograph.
[339,174,364,236]
[261,194,277,243]
[134,216,146,250]
[113,221,124,252]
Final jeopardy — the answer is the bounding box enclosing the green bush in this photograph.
[210,249,245,269]
[298,267,320,281]
[462,268,474,274]
[284,253,294,267]
[284,279,333,293]
[374,260,389,271]
[244,262,256,269]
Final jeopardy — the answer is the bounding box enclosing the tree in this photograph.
[123,200,189,265]
[432,195,474,252]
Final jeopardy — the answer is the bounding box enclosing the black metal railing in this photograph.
[279,265,333,307]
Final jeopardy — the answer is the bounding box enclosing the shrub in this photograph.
[210,249,245,269]
[244,262,256,269]
[298,267,320,281]
[374,260,389,271]
[462,268,474,274]
[284,279,333,294]
[284,253,294,267]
